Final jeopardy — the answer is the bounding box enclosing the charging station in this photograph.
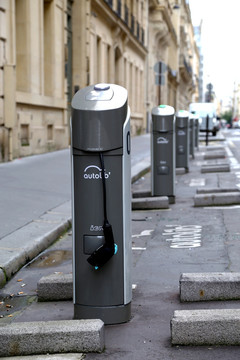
[151,105,175,204]
[71,83,132,324]
[175,110,189,172]
[189,114,195,158]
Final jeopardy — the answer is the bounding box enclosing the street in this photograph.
[1,129,240,359]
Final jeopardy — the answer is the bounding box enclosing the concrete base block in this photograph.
[194,192,240,206]
[132,196,169,210]
[0,319,104,357]
[201,164,230,173]
[171,309,240,345]
[176,168,188,175]
[180,272,240,301]
[132,190,151,198]
[206,146,225,151]
[203,151,226,160]
[37,273,73,301]
[0,268,6,288]
[196,187,240,194]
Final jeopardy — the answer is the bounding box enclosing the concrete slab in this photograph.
[206,146,225,151]
[203,151,226,160]
[176,168,188,175]
[132,196,169,210]
[201,163,230,173]
[0,268,6,288]
[196,187,240,194]
[0,319,104,357]
[0,201,71,287]
[171,309,240,345]
[37,273,73,301]
[132,189,151,198]
[180,272,240,301]
[194,192,240,207]
[131,158,150,184]
[0,355,85,360]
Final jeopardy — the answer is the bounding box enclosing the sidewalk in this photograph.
[0,134,151,288]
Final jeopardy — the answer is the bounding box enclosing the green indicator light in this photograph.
[159,104,166,108]
[179,109,184,112]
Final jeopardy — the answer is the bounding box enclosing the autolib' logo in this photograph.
[178,130,185,136]
[157,137,169,144]
[83,165,111,180]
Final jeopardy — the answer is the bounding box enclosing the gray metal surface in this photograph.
[151,105,175,199]
[175,110,189,170]
[71,84,131,324]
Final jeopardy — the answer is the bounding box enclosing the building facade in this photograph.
[0,0,199,162]
[0,0,69,162]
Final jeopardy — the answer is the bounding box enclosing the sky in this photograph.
[189,0,240,103]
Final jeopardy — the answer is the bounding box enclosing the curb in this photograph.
[0,201,72,289]
[180,272,240,301]
[0,319,104,356]
[171,309,240,345]
[196,187,240,194]
[203,151,226,160]
[201,163,230,173]
[37,273,73,301]
[132,196,169,210]
[194,192,240,207]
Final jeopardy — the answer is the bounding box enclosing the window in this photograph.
[21,124,29,146]
[47,124,53,141]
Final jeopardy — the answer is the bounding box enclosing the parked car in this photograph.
[189,103,219,136]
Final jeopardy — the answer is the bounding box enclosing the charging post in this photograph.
[71,83,132,324]
[151,104,176,204]
[175,110,189,173]
[189,114,195,158]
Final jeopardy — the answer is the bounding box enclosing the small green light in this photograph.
[159,104,166,108]
[179,109,185,112]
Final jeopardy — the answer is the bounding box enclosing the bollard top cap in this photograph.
[152,104,175,116]
[176,110,189,118]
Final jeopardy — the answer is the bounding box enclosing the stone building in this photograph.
[72,0,148,135]
[147,0,199,125]
[0,0,69,162]
[0,0,199,162]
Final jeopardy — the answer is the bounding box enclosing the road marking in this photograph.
[132,229,154,238]
[163,225,202,249]
[132,247,146,251]
[189,178,206,187]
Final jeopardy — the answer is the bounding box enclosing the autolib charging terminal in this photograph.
[71,83,132,324]
[151,104,176,204]
[175,110,190,173]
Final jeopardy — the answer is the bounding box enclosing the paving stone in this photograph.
[37,273,73,301]
[171,309,240,345]
[0,319,104,357]
[180,272,240,301]
[196,187,239,194]
[194,192,240,206]
[203,151,226,160]
[201,163,230,173]
[132,196,169,210]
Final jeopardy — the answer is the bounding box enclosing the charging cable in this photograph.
[87,152,116,268]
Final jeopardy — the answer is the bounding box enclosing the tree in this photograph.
[221,110,233,124]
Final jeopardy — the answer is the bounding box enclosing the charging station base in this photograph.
[74,302,131,325]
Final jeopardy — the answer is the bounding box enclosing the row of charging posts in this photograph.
[70,83,199,326]
[151,105,199,204]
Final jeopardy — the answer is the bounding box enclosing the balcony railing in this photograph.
[131,14,135,34]
[116,0,121,17]
[124,5,129,25]
[103,2,145,47]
